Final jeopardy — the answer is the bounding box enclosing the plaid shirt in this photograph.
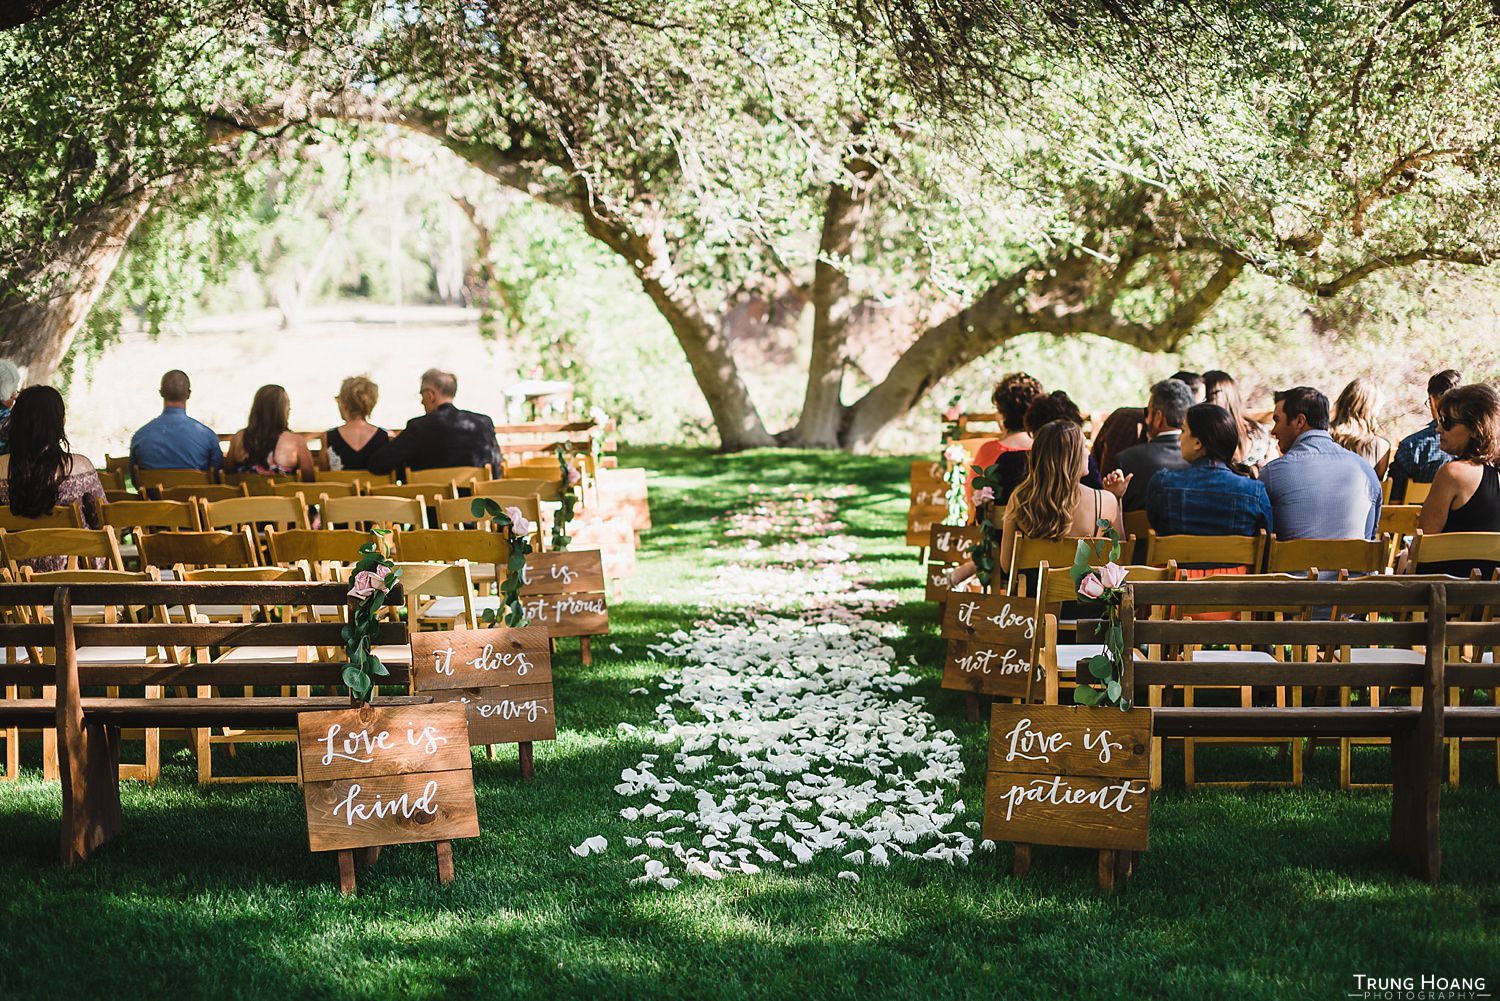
[1389,420,1451,500]
[1146,459,1274,537]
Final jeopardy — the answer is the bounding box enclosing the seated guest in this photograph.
[129,370,223,472]
[1330,377,1394,477]
[367,368,502,476]
[968,372,1044,494]
[0,386,106,571]
[1390,368,1462,501]
[1411,383,1500,578]
[990,391,1101,504]
[225,384,314,481]
[321,376,390,471]
[1146,403,1273,538]
[996,420,1127,580]
[0,360,20,455]
[1203,369,1277,469]
[1113,378,1194,511]
[1090,405,1145,475]
[1261,386,1381,540]
[1170,369,1207,404]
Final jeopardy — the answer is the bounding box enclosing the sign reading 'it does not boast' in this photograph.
[982,704,1152,852]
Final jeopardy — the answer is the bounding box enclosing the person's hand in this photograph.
[1102,469,1132,499]
[946,561,977,587]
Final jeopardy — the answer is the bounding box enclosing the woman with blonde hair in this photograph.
[321,375,389,471]
[1330,377,1393,477]
[998,419,1126,574]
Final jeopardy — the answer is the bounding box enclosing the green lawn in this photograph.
[0,447,1495,999]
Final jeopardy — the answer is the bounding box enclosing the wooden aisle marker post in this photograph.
[298,703,480,894]
[982,704,1153,892]
[518,551,609,665]
[410,625,556,779]
[940,594,1040,724]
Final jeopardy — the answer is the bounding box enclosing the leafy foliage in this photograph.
[341,530,401,703]
[470,496,534,627]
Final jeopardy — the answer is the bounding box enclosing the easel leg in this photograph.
[337,850,357,895]
[354,846,381,867]
[581,636,592,666]
[435,840,454,885]
[1011,843,1031,878]
[519,741,535,780]
[965,692,979,723]
[486,744,495,760]
[1096,850,1117,893]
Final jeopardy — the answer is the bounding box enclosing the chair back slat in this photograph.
[1265,537,1388,576]
[137,528,259,570]
[0,502,84,532]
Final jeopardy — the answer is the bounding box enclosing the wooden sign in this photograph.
[938,593,1039,699]
[410,626,557,752]
[519,550,610,638]
[298,703,480,893]
[982,704,1152,859]
[570,513,637,581]
[907,461,947,546]
[924,524,980,602]
[596,467,651,532]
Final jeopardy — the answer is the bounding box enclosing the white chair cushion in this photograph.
[371,644,412,665]
[1189,649,1278,664]
[167,604,250,620]
[1346,648,1424,665]
[214,645,307,663]
[78,646,157,663]
[420,595,499,620]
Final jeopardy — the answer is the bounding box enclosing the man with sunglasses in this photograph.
[1389,369,1462,502]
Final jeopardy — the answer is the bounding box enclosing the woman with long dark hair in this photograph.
[1410,383,1500,577]
[0,386,107,570]
[1203,369,1276,469]
[1145,403,1273,537]
[226,384,314,480]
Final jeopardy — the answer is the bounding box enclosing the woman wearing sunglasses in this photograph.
[1412,383,1500,577]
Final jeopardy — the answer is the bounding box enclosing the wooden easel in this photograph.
[334,841,455,895]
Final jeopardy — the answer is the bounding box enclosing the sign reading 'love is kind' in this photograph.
[299,704,480,854]
[939,594,1039,699]
[982,704,1152,852]
[410,626,557,745]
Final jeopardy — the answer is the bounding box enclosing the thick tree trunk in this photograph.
[0,174,154,379]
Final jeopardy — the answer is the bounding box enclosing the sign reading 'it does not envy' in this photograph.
[982,704,1152,852]
[410,626,557,745]
[299,703,480,854]
[939,594,1038,699]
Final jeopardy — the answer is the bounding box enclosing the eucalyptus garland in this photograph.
[552,444,580,551]
[342,529,402,704]
[470,496,535,627]
[965,459,1005,592]
[1067,521,1131,709]
[942,443,969,525]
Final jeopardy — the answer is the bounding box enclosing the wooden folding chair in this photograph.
[1144,531,1267,573]
[435,495,545,549]
[175,564,320,784]
[0,502,84,532]
[101,500,202,570]
[137,527,260,573]
[1379,506,1422,568]
[365,482,458,502]
[135,468,217,495]
[475,477,562,502]
[0,527,126,574]
[315,469,396,489]
[272,480,355,499]
[1006,535,1112,597]
[156,484,248,504]
[405,465,493,489]
[220,472,282,496]
[265,528,381,581]
[199,495,312,562]
[393,529,511,625]
[18,566,178,783]
[1265,537,1388,578]
[320,495,428,531]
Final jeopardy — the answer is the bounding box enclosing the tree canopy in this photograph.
[3,0,1497,449]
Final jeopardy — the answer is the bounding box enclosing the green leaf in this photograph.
[1105,678,1122,702]
[1088,654,1113,680]
[1073,685,1101,706]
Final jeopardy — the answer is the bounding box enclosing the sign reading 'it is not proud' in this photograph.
[939,593,1038,699]
[519,551,609,638]
[982,704,1152,852]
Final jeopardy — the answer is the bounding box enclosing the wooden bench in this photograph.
[1123,578,1500,882]
[0,581,423,864]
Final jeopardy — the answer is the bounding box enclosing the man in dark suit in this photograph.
[1114,378,1195,512]
[366,368,502,476]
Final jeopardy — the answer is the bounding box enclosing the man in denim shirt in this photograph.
[130,370,224,471]
[1388,369,1462,502]
[1261,386,1381,539]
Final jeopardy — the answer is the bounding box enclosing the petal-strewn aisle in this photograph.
[608,485,977,888]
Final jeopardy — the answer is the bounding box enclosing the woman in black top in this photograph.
[1414,383,1500,578]
[321,376,390,472]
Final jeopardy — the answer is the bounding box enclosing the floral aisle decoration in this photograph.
[553,444,581,551]
[942,443,970,525]
[965,459,1004,591]
[342,530,402,704]
[938,392,962,445]
[470,497,535,627]
[1068,521,1131,709]
[588,405,609,465]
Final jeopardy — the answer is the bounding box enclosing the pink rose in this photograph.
[504,506,533,536]
[1078,573,1105,600]
[1099,562,1128,590]
[943,406,961,422]
[973,486,995,504]
[348,564,392,601]
[568,466,583,486]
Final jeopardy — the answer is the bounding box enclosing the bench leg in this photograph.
[60,720,121,864]
[1390,730,1441,882]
